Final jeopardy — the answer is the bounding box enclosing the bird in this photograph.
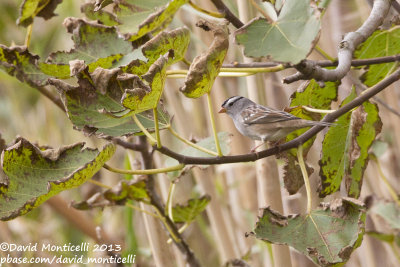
[218,96,332,152]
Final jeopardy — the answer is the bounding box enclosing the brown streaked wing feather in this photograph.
[242,106,300,125]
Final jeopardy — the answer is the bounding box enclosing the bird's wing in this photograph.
[242,106,300,125]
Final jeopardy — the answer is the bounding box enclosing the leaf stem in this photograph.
[24,24,33,47]
[301,106,336,114]
[207,92,223,156]
[87,179,112,189]
[152,206,181,243]
[132,114,156,145]
[248,0,274,23]
[315,45,335,61]
[166,65,284,76]
[188,1,225,18]
[165,182,176,222]
[153,108,162,148]
[125,202,161,219]
[103,163,185,175]
[373,157,400,206]
[297,145,312,214]
[167,126,218,156]
[167,222,190,244]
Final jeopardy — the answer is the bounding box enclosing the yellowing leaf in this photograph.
[121,53,168,113]
[0,138,115,220]
[180,20,229,98]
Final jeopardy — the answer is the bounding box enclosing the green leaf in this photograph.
[235,0,320,63]
[0,137,115,220]
[180,20,229,98]
[119,27,190,75]
[319,88,382,197]
[0,45,51,87]
[142,27,190,65]
[48,63,169,138]
[73,179,149,210]
[354,26,400,87]
[370,201,400,231]
[345,100,382,197]
[17,0,62,27]
[279,80,338,194]
[45,18,134,78]
[121,53,168,113]
[112,0,189,41]
[81,3,120,26]
[171,195,210,223]
[254,198,365,267]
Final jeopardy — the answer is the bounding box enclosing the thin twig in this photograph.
[139,137,201,267]
[210,0,244,28]
[222,54,400,69]
[36,85,65,112]
[103,163,184,175]
[113,138,147,151]
[283,0,392,83]
[153,68,400,165]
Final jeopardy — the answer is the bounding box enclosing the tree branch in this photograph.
[223,54,400,69]
[152,67,400,165]
[210,0,244,28]
[113,137,147,151]
[283,0,392,83]
[139,137,201,267]
[35,85,65,112]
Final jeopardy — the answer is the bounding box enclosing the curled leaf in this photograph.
[17,0,62,27]
[253,198,365,266]
[121,53,168,113]
[180,20,229,98]
[48,64,169,138]
[0,137,115,220]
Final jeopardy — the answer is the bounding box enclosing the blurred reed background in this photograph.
[0,0,399,266]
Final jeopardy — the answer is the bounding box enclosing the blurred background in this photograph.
[0,0,399,266]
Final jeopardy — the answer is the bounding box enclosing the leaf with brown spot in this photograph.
[0,137,115,220]
[17,0,62,27]
[121,53,168,113]
[254,198,365,266]
[48,63,169,138]
[319,88,382,198]
[180,20,229,98]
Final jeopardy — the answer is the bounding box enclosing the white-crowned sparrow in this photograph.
[219,96,331,151]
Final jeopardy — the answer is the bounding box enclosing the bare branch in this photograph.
[222,54,400,69]
[36,85,65,112]
[283,0,392,84]
[154,67,400,165]
[138,137,201,267]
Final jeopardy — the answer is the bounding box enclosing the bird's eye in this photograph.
[228,102,233,107]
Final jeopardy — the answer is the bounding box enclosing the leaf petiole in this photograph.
[132,114,157,145]
[167,126,219,156]
[297,145,312,214]
[153,108,162,148]
[103,163,185,175]
[207,92,223,156]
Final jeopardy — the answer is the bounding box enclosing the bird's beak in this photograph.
[218,107,226,113]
